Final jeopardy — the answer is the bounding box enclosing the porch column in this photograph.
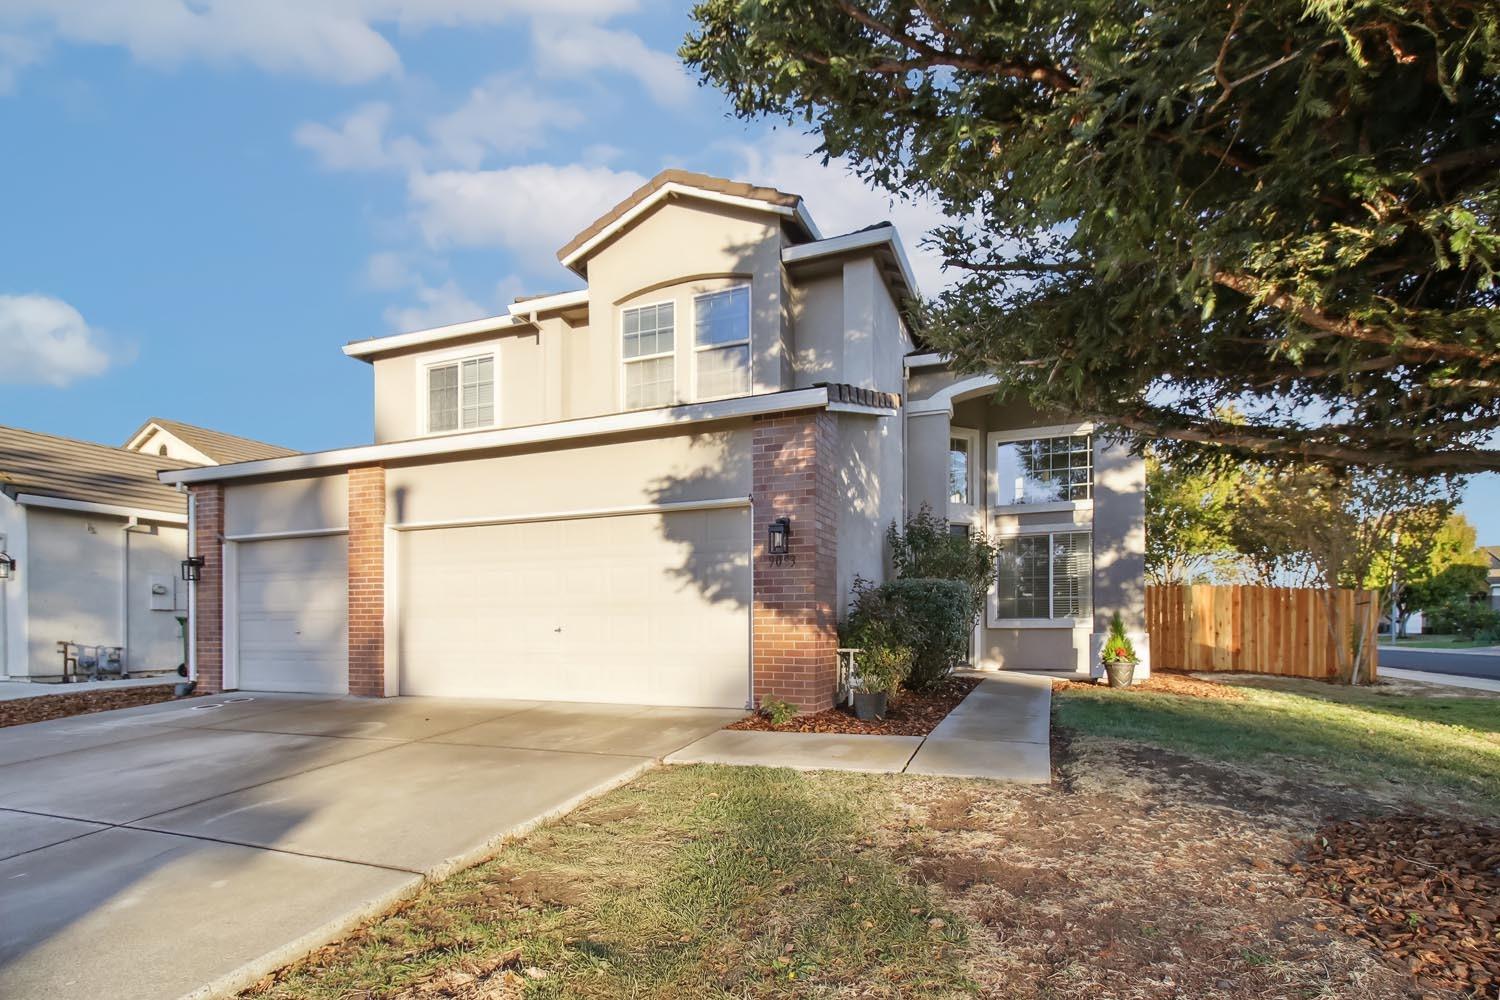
[751,411,840,713]
[190,484,225,694]
[905,409,951,521]
[347,463,387,697]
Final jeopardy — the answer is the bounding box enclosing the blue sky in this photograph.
[2,1,1496,540]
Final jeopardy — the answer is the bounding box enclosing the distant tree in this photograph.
[1397,514,1489,632]
[1232,468,1461,681]
[683,0,1500,473]
[1145,448,1242,585]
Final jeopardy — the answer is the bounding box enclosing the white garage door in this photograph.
[236,536,348,694]
[397,507,750,708]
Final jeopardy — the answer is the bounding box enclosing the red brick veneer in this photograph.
[751,411,840,713]
[347,464,386,697]
[190,484,224,693]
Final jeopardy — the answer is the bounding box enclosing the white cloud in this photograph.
[362,250,415,291]
[0,0,636,86]
[0,293,120,387]
[407,162,646,269]
[382,279,486,331]
[726,132,957,292]
[532,22,693,107]
[294,102,421,172]
[426,76,585,167]
[0,33,44,95]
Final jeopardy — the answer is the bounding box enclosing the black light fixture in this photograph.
[767,517,792,557]
[180,555,205,582]
[0,551,14,581]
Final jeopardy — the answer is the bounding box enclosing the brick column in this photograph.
[347,464,387,697]
[752,411,840,713]
[190,484,224,694]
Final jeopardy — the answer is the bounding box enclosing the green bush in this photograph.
[887,506,999,631]
[847,577,972,693]
[841,612,914,695]
[1100,611,1139,665]
[759,698,798,726]
[1425,598,1500,641]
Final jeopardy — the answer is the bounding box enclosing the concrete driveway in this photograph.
[0,692,740,1000]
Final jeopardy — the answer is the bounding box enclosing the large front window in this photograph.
[994,432,1093,505]
[693,286,750,399]
[995,531,1092,620]
[427,355,494,433]
[622,301,675,409]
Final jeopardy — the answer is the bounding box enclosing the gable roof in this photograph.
[1,424,193,517]
[1482,545,1500,568]
[124,418,297,465]
[557,169,821,275]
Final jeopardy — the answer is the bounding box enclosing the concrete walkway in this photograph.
[666,673,1052,783]
[0,693,738,1000]
[0,676,178,701]
[1381,666,1500,694]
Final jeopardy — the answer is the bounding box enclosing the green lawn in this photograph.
[245,766,973,999]
[1386,634,1497,649]
[1054,676,1500,817]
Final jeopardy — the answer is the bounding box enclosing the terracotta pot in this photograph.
[852,691,888,721]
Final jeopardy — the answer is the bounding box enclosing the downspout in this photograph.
[181,486,197,683]
[120,516,138,676]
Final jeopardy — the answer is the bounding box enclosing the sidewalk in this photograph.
[1377,644,1500,657]
[665,673,1052,783]
[1381,666,1500,694]
[0,676,177,702]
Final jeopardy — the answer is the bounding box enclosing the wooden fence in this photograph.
[1146,584,1379,681]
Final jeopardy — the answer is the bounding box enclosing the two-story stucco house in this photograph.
[160,171,1146,712]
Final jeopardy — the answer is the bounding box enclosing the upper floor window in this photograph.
[622,301,675,409]
[993,430,1093,506]
[428,354,494,433]
[693,286,750,400]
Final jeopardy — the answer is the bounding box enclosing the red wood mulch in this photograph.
[1053,669,1248,700]
[729,676,981,737]
[1293,815,1500,997]
[0,683,195,729]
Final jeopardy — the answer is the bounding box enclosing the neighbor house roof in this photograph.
[124,418,297,465]
[557,169,821,274]
[0,424,194,518]
[1483,545,1500,572]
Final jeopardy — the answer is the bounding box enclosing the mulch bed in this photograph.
[728,676,981,736]
[1053,668,1247,700]
[0,683,194,729]
[1294,815,1500,997]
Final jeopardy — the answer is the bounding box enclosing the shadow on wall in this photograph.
[647,432,752,611]
[1091,435,1148,631]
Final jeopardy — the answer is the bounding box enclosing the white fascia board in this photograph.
[826,401,899,417]
[904,352,951,369]
[15,493,187,524]
[782,226,921,301]
[561,183,814,272]
[159,387,833,486]
[342,313,528,360]
[506,288,589,318]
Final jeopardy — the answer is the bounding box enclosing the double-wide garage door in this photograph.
[397,507,751,708]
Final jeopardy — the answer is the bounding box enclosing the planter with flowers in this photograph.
[1100,612,1140,688]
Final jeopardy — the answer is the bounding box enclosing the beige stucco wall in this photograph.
[372,327,547,443]
[224,474,348,536]
[130,426,212,465]
[385,425,752,526]
[789,271,844,388]
[20,507,187,677]
[832,412,905,618]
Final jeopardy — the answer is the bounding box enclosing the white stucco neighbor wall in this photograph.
[0,495,27,679]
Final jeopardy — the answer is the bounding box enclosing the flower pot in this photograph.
[852,691,888,721]
[1104,660,1136,689]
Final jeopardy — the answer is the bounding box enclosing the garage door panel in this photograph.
[237,536,348,694]
[398,509,749,708]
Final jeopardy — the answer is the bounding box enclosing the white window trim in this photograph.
[690,285,752,402]
[948,426,981,525]
[988,524,1094,629]
[619,298,678,411]
[987,422,1095,513]
[417,348,499,437]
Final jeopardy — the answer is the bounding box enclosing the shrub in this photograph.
[1425,598,1500,642]
[842,613,914,695]
[847,576,972,693]
[887,506,999,630]
[759,698,798,726]
[1100,611,1139,665]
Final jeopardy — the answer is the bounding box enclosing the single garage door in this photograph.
[397,507,750,708]
[236,535,348,694]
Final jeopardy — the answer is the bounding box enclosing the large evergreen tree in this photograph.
[684,1,1500,472]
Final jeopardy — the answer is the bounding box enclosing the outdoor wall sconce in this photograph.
[180,555,205,582]
[0,551,14,581]
[767,517,793,565]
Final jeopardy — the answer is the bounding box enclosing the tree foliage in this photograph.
[1145,446,1242,584]
[1399,513,1489,626]
[683,0,1500,472]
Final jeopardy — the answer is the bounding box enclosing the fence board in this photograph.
[1146,584,1378,681]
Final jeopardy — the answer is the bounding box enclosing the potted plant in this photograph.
[852,642,911,720]
[1100,611,1139,688]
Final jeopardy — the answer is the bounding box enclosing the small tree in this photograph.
[1232,468,1461,682]
[1397,514,1490,634]
[887,505,999,632]
[1145,447,1242,585]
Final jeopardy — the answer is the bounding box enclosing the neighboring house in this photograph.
[1485,546,1500,610]
[160,170,1147,712]
[0,421,297,682]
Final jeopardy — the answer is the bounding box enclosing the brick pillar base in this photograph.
[752,411,840,713]
[191,484,224,694]
[347,464,386,697]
